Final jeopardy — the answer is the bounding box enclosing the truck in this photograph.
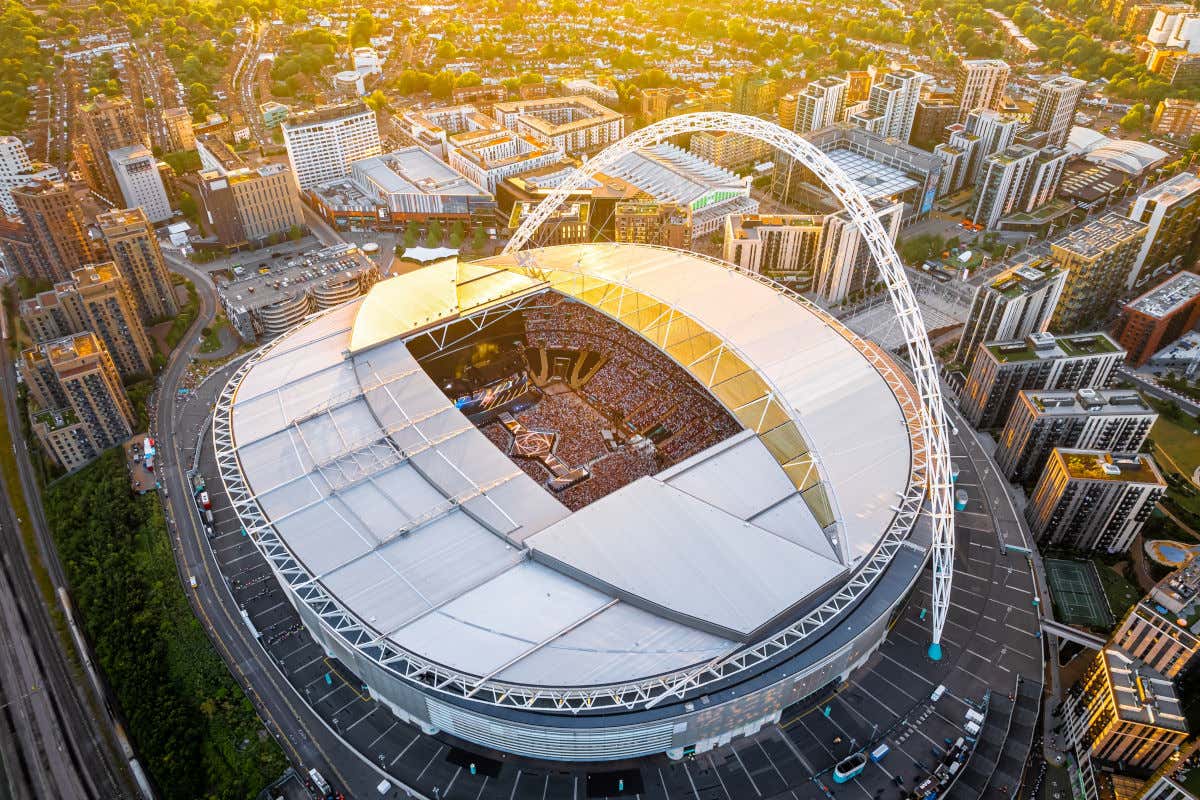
[198,491,211,510]
[308,768,331,795]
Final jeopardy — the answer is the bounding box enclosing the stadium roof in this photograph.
[226,244,914,685]
[604,143,748,206]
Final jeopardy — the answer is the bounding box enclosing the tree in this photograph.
[143,96,155,109]
[404,220,420,248]
[1120,103,1148,131]
[456,71,481,88]
[449,220,465,247]
[287,225,303,241]
[364,89,388,112]
[430,70,455,99]
[425,219,443,248]
[178,191,197,222]
[471,223,486,252]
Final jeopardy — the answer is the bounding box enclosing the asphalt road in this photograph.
[0,322,135,798]
[154,321,1046,800]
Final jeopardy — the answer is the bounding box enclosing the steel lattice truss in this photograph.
[505,112,955,652]
[210,116,953,716]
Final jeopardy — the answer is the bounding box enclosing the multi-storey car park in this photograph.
[212,242,937,762]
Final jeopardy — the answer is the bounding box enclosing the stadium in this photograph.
[213,241,941,762]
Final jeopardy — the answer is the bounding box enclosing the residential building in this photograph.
[1115,271,1200,366]
[911,96,959,146]
[1139,772,1200,800]
[1111,600,1200,679]
[730,72,777,116]
[1063,647,1188,769]
[20,332,133,471]
[848,69,928,142]
[640,87,689,123]
[221,243,379,340]
[194,135,305,246]
[603,143,756,239]
[945,109,1019,192]
[0,136,59,216]
[1026,449,1165,552]
[1030,76,1086,148]
[507,201,590,245]
[11,180,93,283]
[1128,173,1200,289]
[97,207,178,321]
[1152,98,1200,138]
[845,71,873,103]
[995,388,1156,485]
[73,94,148,203]
[401,105,502,160]
[451,84,507,111]
[788,77,848,133]
[449,129,562,194]
[18,262,153,379]
[1050,213,1149,332]
[495,162,644,242]
[562,79,619,108]
[688,131,773,171]
[972,144,1038,229]
[310,147,493,228]
[492,96,625,156]
[281,101,382,190]
[723,204,903,302]
[960,331,1125,428]
[260,101,290,129]
[161,107,195,152]
[0,218,43,279]
[954,255,1067,368]
[955,59,1011,120]
[612,201,691,248]
[109,145,172,223]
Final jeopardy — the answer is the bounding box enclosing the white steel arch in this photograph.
[504,112,955,657]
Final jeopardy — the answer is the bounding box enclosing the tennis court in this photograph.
[1044,558,1114,628]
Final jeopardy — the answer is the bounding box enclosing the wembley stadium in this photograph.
[212,242,937,763]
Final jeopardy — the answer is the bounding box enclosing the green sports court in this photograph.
[1044,558,1114,629]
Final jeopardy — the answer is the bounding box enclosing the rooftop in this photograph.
[1055,449,1164,486]
[986,331,1122,363]
[1023,388,1153,417]
[985,255,1062,297]
[32,406,79,431]
[1051,213,1147,260]
[282,100,372,130]
[1128,272,1200,319]
[218,243,376,313]
[351,147,489,200]
[1103,647,1189,732]
[605,143,747,207]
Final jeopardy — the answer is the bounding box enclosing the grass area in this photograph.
[199,316,228,354]
[1148,399,1200,476]
[1091,558,1140,625]
[125,378,154,432]
[165,278,201,351]
[44,450,286,799]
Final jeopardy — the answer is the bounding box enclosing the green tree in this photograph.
[449,220,465,247]
[1120,103,1148,131]
[404,220,420,248]
[430,70,456,99]
[471,223,486,252]
[364,89,389,112]
[425,219,443,247]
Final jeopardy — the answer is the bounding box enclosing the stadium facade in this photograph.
[213,243,933,762]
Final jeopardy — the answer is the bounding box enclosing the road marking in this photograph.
[390,734,418,766]
[366,720,398,750]
[730,745,762,796]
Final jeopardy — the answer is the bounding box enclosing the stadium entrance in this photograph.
[407,289,742,510]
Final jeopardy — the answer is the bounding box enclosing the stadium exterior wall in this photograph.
[285,546,920,761]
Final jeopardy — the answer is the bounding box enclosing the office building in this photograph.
[1027,449,1165,552]
[1064,647,1188,769]
[310,147,493,229]
[848,69,928,142]
[996,388,1156,485]
[603,143,756,238]
[1115,271,1200,366]
[960,331,1125,428]
[789,77,848,134]
[281,101,382,190]
[161,107,195,152]
[972,144,1038,229]
[449,128,562,194]
[955,59,1011,120]
[1030,76,1086,148]
[1111,600,1200,679]
[1152,98,1200,138]
[688,131,773,171]
[97,208,178,321]
[1051,213,1149,332]
[11,181,93,283]
[18,262,153,379]
[730,72,777,117]
[492,96,625,156]
[1128,173,1200,289]
[194,136,305,247]
[954,256,1067,368]
[20,332,134,471]
[73,94,148,203]
[723,204,903,302]
[220,243,379,340]
[0,136,59,216]
[109,145,172,223]
[260,101,290,129]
